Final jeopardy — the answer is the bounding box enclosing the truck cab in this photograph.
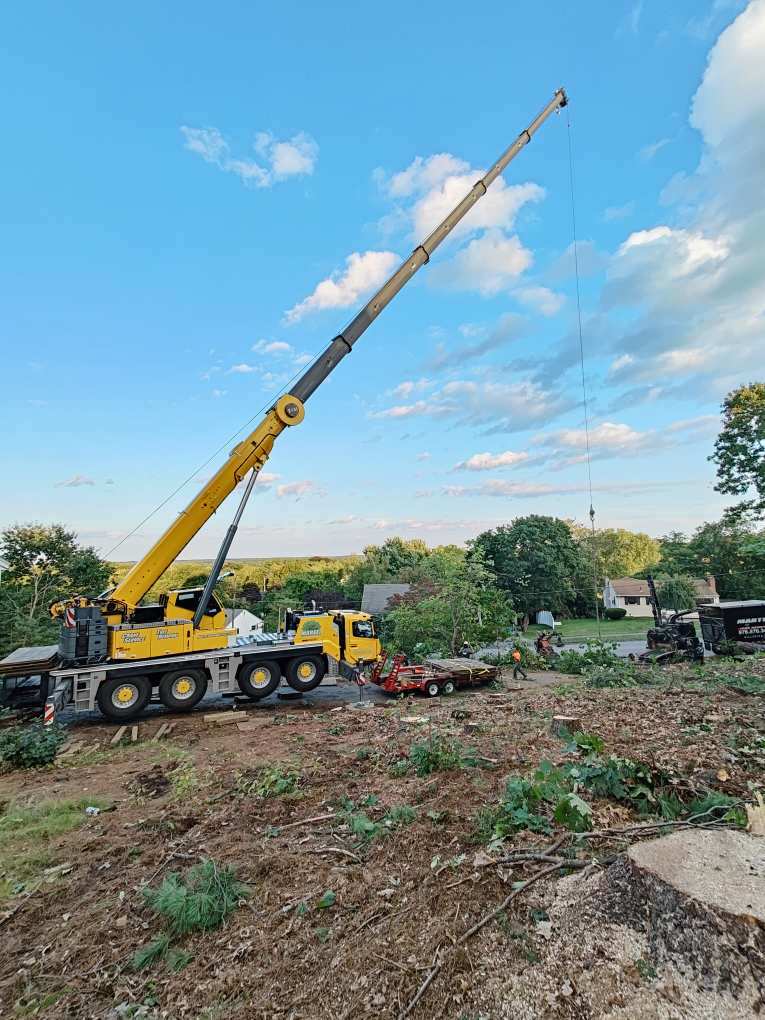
[293,610,380,665]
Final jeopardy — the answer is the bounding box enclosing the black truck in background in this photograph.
[698,601,765,653]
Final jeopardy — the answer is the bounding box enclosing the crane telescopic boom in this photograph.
[106,88,567,615]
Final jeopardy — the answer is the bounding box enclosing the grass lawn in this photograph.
[526,617,649,643]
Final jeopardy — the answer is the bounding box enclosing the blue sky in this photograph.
[2,0,762,560]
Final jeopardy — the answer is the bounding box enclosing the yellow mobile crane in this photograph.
[9,88,567,721]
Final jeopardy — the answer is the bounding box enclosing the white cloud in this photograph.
[416,451,431,461]
[429,229,533,296]
[372,378,574,433]
[254,131,318,179]
[598,2,765,403]
[284,250,399,323]
[530,415,718,466]
[390,378,432,399]
[55,475,95,487]
[639,138,671,161]
[514,285,564,317]
[294,353,313,366]
[228,363,256,374]
[252,340,292,355]
[256,471,281,489]
[427,313,526,370]
[453,450,530,471]
[181,126,318,188]
[603,201,635,222]
[211,388,227,398]
[276,479,324,500]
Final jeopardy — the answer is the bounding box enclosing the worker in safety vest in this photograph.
[511,647,528,681]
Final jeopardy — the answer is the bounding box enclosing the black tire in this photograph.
[97,674,151,721]
[285,655,325,693]
[238,659,282,700]
[158,669,208,712]
[424,679,441,698]
[441,680,455,695]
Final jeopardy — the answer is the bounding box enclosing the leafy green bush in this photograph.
[142,859,247,937]
[384,804,416,827]
[557,639,622,675]
[0,723,67,770]
[408,735,467,776]
[604,608,627,620]
[480,643,548,670]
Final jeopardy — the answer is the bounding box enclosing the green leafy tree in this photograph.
[656,575,697,614]
[710,383,765,523]
[653,531,696,578]
[344,538,430,600]
[0,524,111,655]
[383,551,513,657]
[573,526,660,584]
[472,516,595,620]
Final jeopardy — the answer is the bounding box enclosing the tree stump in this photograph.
[550,715,581,736]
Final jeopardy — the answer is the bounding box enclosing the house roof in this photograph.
[607,576,717,597]
[361,583,411,614]
[224,608,263,625]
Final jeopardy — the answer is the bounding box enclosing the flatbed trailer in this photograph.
[369,653,499,698]
[0,638,337,722]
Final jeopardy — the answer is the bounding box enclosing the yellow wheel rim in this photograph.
[299,662,313,678]
[252,668,270,688]
[176,679,192,695]
[116,685,134,704]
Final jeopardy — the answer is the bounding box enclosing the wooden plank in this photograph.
[110,726,127,746]
[152,723,169,742]
[57,740,84,758]
[130,725,139,743]
[236,721,258,733]
[203,712,240,725]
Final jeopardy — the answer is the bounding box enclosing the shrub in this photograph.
[585,663,644,689]
[557,639,621,675]
[0,723,67,770]
[480,642,548,670]
[604,608,627,621]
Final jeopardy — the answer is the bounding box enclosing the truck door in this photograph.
[347,617,377,663]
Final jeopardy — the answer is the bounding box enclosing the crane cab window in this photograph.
[351,619,375,639]
[172,591,222,617]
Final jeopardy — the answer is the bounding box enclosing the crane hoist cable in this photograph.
[566,106,602,637]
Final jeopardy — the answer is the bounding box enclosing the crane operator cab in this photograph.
[293,610,380,666]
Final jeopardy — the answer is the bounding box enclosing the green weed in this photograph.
[142,858,248,937]
[384,804,416,827]
[235,764,301,799]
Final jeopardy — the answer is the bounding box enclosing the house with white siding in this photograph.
[602,576,718,617]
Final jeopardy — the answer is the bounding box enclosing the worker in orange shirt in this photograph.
[511,647,528,681]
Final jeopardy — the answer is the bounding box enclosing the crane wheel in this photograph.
[238,660,282,699]
[424,680,441,698]
[96,675,151,721]
[158,669,208,711]
[286,655,325,693]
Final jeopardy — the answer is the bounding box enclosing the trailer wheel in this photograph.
[158,669,208,711]
[441,680,455,695]
[238,660,281,699]
[97,675,151,721]
[286,655,325,693]
[424,680,441,698]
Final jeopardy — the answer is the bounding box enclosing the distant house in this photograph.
[225,607,264,641]
[361,583,411,615]
[603,577,718,617]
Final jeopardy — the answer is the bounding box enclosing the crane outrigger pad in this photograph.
[0,644,59,676]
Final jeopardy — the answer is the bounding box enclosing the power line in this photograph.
[566,105,601,638]
[102,349,325,560]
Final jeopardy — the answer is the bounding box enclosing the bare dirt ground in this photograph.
[1,659,763,1019]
